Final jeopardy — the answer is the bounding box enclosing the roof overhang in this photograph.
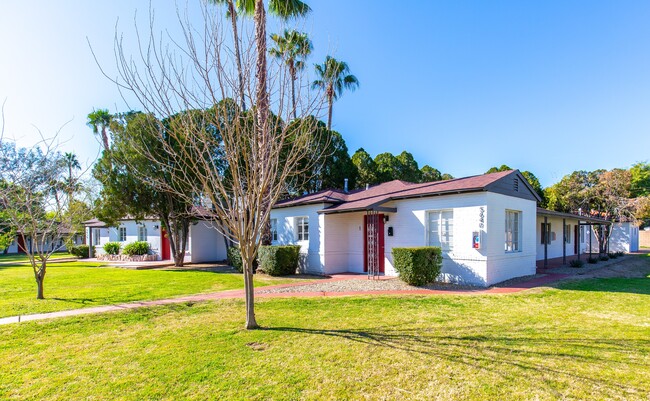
[536,208,610,224]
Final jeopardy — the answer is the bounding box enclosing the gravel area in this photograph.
[540,255,632,275]
[257,277,482,294]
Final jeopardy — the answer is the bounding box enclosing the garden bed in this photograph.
[97,254,159,262]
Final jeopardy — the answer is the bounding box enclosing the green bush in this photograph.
[569,259,584,268]
[607,252,618,259]
[392,246,442,286]
[103,242,121,255]
[69,245,91,258]
[599,255,609,261]
[227,246,243,272]
[616,251,624,257]
[587,257,598,264]
[122,241,150,256]
[257,245,301,276]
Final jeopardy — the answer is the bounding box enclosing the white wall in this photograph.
[609,222,639,253]
[535,216,582,261]
[189,221,227,263]
[271,204,326,274]
[89,220,162,259]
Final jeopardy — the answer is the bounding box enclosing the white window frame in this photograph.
[426,209,453,251]
[118,227,127,242]
[137,225,147,242]
[296,217,309,242]
[270,219,278,242]
[564,224,571,244]
[93,228,101,246]
[505,210,522,253]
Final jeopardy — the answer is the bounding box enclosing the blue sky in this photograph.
[1,1,649,187]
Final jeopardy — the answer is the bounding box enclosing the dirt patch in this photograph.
[570,256,650,279]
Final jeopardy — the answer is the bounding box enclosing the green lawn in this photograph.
[0,262,300,318]
[1,274,648,400]
[0,252,76,264]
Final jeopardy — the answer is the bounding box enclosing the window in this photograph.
[564,224,571,244]
[580,226,585,243]
[93,229,101,245]
[270,219,278,242]
[505,210,521,252]
[138,225,147,242]
[119,227,127,242]
[427,210,453,251]
[296,217,309,241]
[541,222,551,245]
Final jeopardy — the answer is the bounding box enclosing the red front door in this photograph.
[363,213,385,274]
[17,235,26,253]
[161,227,171,260]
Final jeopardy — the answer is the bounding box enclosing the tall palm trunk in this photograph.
[100,126,110,152]
[227,0,247,111]
[327,89,334,130]
[290,63,297,119]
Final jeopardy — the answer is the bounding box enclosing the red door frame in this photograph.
[363,213,385,273]
[17,235,26,254]
[161,227,171,260]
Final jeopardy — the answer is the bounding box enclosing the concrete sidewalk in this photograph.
[0,273,568,326]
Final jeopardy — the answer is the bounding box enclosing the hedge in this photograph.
[257,245,301,276]
[122,241,151,256]
[227,246,243,272]
[392,246,442,286]
[103,242,121,255]
[69,245,92,259]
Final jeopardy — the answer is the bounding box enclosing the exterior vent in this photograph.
[513,178,519,192]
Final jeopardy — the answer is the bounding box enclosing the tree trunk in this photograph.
[243,255,258,329]
[228,0,246,111]
[290,65,297,120]
[101,127,110,152]
[35,262,46,299]
[327,91,334,131]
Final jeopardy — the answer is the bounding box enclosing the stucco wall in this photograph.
[271,204,325,274]
[640,229,650,248]
[535,216,583,260]
[189,221,227,262]
[88,220,163,259]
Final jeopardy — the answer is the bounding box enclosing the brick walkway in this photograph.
[0,273,568,326]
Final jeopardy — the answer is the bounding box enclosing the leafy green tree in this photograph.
[312,56,359,130]
[87,109,114,152]
[290,117,357,193]
[374,152,399,183]
[630,162,650,197]
[440,173,454,180]
[270,30,312,119]
[62,152,81,207]
[395,151,422,183]
[420,165,442,182]
[93,112,198,267]
[351,148,377,189]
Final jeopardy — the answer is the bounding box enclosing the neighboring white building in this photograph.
[271,170,541,287]
[83,218,227,263]
[604,221,639,253]
[3,232,84,254]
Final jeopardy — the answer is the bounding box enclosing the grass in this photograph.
[0,274,649,400]
[0,262,301,318]
[0,252,76,264]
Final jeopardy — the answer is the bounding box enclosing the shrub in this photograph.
[103,242,121,255]
[607,252,618,259]
[569,259,584,268]
[616,251,624,257]
[69,245,91,258]
[122,241,151,256]
[257,245,301,276]
[227,246,243,272]
[392,246,442,286]
[599,255,609,261]
[587,257,598,264]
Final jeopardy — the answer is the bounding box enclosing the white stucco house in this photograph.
[271,170,542,287]
[83,218,227,263]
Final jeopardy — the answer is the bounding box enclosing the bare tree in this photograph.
[94,3,325,328]
[0,130,84,299]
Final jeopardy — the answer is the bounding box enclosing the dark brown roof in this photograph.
[274,170,530,214]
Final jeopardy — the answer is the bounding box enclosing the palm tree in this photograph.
[209,0,311,112]
[270,30,312,119]
[87,109,113,152]
[63,152,81,207]
[312,56,359,131]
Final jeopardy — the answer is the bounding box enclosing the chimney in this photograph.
[344,178,348,193]
[365,184,370,190]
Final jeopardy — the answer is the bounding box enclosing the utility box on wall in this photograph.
[472,231,481,249]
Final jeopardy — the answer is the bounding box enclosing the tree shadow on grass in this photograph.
[263,325,650,398]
